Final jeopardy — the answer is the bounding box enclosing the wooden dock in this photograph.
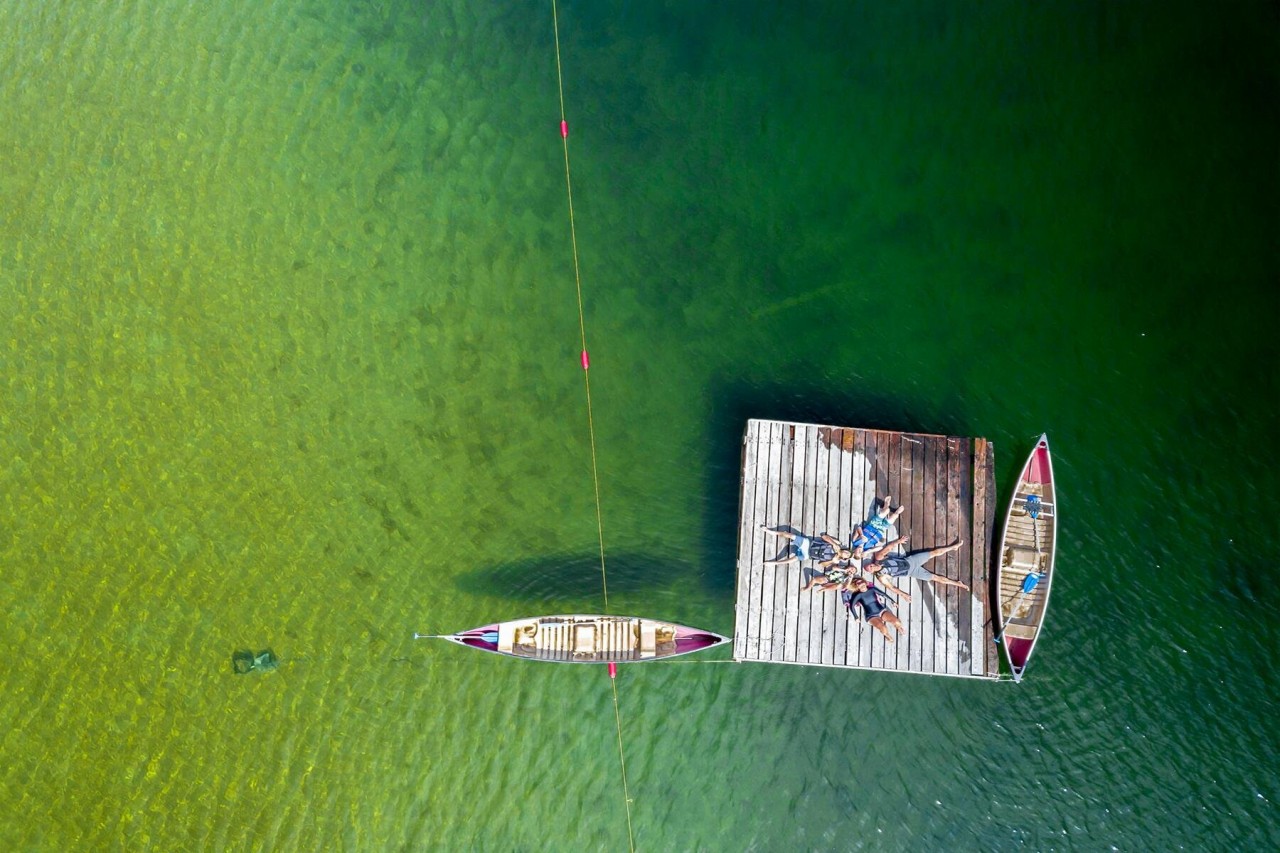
[733,419,999,680]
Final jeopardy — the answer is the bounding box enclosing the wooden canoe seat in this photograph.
[639,623,657,658]
[1006,546,1041,570]
[573,624,597,655]
[539,621,567,654]
[1001,623,1038,641]
[497,622,517,653]
[620,620,638,655]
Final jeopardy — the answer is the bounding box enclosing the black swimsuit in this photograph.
[843,587,893,621]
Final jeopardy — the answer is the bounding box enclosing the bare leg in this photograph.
[925,538,964,561]
[800,572,828,591]
[759,525,797,542]
[761,526,800,566]
[923,570,969,590]
[869,616,894,642]
[884,612,905,635]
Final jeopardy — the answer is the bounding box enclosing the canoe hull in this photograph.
[445,614,728,664]
[994,435,1057,682]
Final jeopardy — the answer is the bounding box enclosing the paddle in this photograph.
[993,571,1043,644]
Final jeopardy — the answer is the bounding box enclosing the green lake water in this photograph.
[2,1,1276,849]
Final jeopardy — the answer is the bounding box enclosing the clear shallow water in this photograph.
[1,1,1276,849]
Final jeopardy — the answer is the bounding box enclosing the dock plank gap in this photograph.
[733,419,999,680]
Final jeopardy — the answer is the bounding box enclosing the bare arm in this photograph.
[871,535,908,562]
[874,572,912,602]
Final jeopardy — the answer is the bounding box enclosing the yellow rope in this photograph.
[551,0,609,615]
[551,4,633,851]
[610,676,636,851]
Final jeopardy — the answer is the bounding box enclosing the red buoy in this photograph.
[608,662,617,679]
[560,120,569,139]
[581,350,590,370]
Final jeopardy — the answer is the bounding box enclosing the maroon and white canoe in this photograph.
[994,434,1057,682]
[416,615,728,664]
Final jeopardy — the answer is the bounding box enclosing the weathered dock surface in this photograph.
[733,419,999,679]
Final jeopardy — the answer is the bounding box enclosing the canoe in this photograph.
[422,615,728,664]
[994,434,1057,682]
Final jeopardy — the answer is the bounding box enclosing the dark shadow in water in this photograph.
[454,550,699,608]
[698,377,979,596]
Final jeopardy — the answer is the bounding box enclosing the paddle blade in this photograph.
[1020,572,1042,593]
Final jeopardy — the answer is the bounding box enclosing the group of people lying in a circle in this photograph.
[759,496,968,642]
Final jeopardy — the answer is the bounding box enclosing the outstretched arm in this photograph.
[874,574,912,602]
[871,536,908,562]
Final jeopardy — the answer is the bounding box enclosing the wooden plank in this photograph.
[955,438,974,677]
[952,435,967,676]
[796,427,825,664]
[745,421,779,659]
[867,429,887,671]
[852,429,872,670]
[901,435,924,674]
[773,427,793,660]
[781,426,808,662]
[835,432,853,667]
[757,422,786,660]
[810,435,837,666]
[926,435,947,676]
[970,438,990,676]
[981,439,998,677]
[884,431,904,669]
[849,429,875,667]
[733,420,760,659]
[767,428,797,662]
[740,420,764,660]
[913,433,931,673]
[822,433,845,667]
[902,433,923,672]
[943,438,964,675]
[830,434,852,667]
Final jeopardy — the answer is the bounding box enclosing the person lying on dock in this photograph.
[865,536,969,593]
[800,538,862,591]
[850,496,905,551]
[759,526,843,568]
[800,561,857,593]
[842,578,905,642]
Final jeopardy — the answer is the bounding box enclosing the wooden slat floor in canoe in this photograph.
[998,483,1053,627]
[733,419,999,680]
